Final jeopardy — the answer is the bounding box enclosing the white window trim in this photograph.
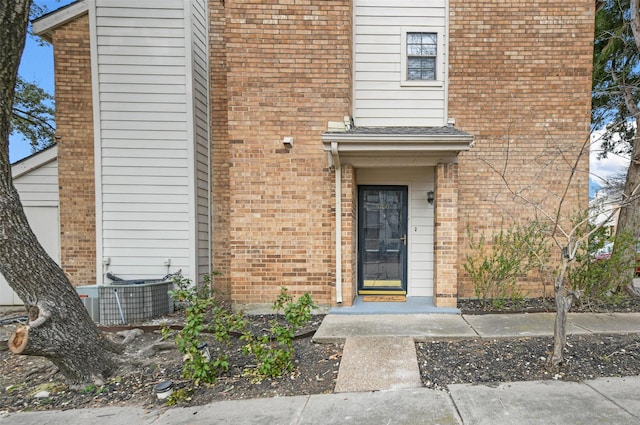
[400,27,445,87]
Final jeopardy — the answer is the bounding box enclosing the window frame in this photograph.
[400,27,444,87]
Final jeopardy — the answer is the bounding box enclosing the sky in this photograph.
[11,0,74,163]
[590,130,630,195]
[13,0,630,198]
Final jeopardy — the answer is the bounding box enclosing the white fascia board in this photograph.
[11,145,58,179]
[321,133,474,154]
[32,0,89,41]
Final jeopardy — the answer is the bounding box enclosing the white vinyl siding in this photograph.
[1,150,60,305]
[354,0,448,127]
[13,160,59,207]
[357,167,435,297]
[90,0,209,281]
[191,0,211,281]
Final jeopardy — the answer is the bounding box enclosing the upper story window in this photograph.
[401,28,444,87]
[407,32,437,81]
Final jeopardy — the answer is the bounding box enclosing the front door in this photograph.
[358,186,408,294]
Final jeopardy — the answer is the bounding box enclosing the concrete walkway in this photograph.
[2,377,640,424]
[2,312,640,424]
[313,312,640,342]
[317,312,640,393]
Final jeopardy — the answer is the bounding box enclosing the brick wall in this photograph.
[209,2,232,297]
[449,1,594,298]
[435,163,459,307]
[340,164,356,306]
[51,14,96,287]
[223,0,352,306]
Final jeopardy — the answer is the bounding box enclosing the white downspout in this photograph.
[331,142,342,304]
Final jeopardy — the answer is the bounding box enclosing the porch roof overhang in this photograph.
[322,126,474,167]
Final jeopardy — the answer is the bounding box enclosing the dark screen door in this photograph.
[358,186,408,294]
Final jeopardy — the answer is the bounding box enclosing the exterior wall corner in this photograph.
[434,162,458,308]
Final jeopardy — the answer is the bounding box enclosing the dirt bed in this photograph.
[0,313,341,412]
[1,298,640,412]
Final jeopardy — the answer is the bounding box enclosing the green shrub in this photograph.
[464,221,550,308]
[163,274,245,385]
[241,287,317,380]
[567,230,636,306]
[164,279,316,385]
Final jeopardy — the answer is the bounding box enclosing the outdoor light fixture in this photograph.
[283,136,294,148]
[427,190,435,205]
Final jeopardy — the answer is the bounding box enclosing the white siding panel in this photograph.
[357,117,446,127]
[102,220,189,231]
[98,84,187,95]
[93,0,208,282]
[354,0,448,127]
[101,175,188,186]
[100,129,187,140]
[356,16,444,27]
[98,8,183,19]
[4,153,60,305]
[97,36,186,47]
[191,0,210,280]
[104,238,190,249]
[14,160,59,207]
[99,0,182,9]
[98,55,186,66]
[357,107,445,118]
[100,111,188,123]
[104,230,187,240]
[100,73,186,84]
[356,89,443,100]
[100,92,186,103]
[97,27,185,38]
[101,147,188,158]
[97,45,186,57]
[98,64,186,75]
[101,156,188,168]
[96,17,185,29]
[102,185,187,195]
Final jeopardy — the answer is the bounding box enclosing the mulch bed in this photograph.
[0,313,341,412]
[1,296,640,412]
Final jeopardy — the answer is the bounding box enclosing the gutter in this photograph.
[331,142,342,304]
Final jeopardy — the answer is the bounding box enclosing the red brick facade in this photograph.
[46,1,593,307]
[449,0,594,298]
[50,14,96,287]
[222,0,352,306]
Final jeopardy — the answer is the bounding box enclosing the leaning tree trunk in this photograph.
[0,0,121,385]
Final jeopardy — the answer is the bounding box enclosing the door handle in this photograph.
[400,234,407,246]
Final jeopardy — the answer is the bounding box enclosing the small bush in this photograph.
[241,287,317,380]
[567,230,636,306]
[164,274,246,385]
[165,278,316,385]
[464,221,550,308]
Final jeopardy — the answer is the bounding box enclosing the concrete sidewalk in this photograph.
[312,312,640,342]
[2,377,639,424]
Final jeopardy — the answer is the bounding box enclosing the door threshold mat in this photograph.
[362,295,406,302]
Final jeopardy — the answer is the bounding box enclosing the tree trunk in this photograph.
[547,256,578,368]
[617,0,640,296]
[0,0,122,385]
